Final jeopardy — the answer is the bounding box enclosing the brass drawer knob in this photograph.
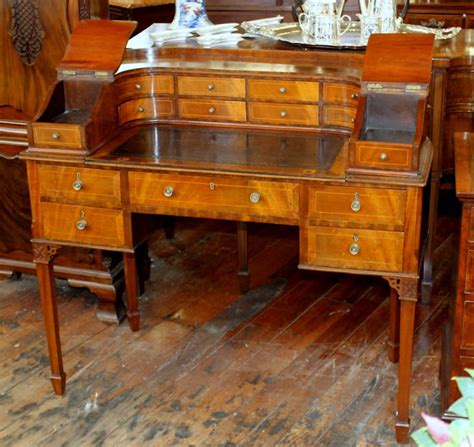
[351,93,359,99]
[350,193,361,212]
[163,186,174,198]
[351,118,355,124]
[208,83,214,91]
[52,132,61,140]
[280,111,287,118]
[208,106,216,114]
[279,87,286,94]
[349,243,360,256]
[249,192,260,204]
[72,172,83,191]
[380,152,388,161]
[209,182,216,191]
[138,106,145,113]
[76,210,87,231]
[135,83,142,90]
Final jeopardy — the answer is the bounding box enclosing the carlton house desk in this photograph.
[21,20,460,442]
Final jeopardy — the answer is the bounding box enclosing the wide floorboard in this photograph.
[0,197,458,446]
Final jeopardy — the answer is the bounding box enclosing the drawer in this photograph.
[323,83,360,105]
[322,105,357,128]
[41,202,126,248]
[353,142,412,170]
[178,76,245,98]
[129,172,299,219]
[178,99,246,122]
[118,98,175,125]
[248,80,319,102]
[32,123,82,149]
[249,103,318,126]
[301,226,404,272]
[461,301,474,349]
[116,75,174,101]
[306,185,406,228]
[37,165,121,207]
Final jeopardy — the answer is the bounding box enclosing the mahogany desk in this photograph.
[22,22,435,442]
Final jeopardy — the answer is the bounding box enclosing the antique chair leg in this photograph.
[387,287,400,363]
[237,221,250,293]
[123,251,140,332]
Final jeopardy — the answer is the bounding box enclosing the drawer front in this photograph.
[178,99,246,122]
[116,75,174,101]
[129,172,299,219]
[307,185,406,227]
[118,98,175,125]
[41,202,126,247]
[178,76,245,98]
[301,226,404,272]
[461,300,474,349]
[32,124,82,149]
[248,80,319,102]
[354,142,412,170]
[249,103,318,126]
[322,105,356,128]
[38,165,121,206]
[323,83,360,105]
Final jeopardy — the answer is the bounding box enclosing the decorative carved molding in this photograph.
[33,244,61,264]
[9,0,45,66]
[79,0,91,19]
[383,276,419,302]
[383,276,401,295]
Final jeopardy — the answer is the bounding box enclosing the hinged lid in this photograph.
[57,20,136,80]
[362,33,435,87]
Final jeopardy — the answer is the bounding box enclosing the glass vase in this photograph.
[169,0,213,29]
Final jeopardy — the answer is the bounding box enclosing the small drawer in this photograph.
[249,103,318,126]
[323,83,360,105]
[354,142,413,170]
[41,202,126,248]
[38,165,121,207]
[178,99,246,122]
[118,98,175,125]
[178,76,245,98]
[129,172,299,219]
[248,80,319,102]
[322,105,357,128]
[32,123,82,149]
[306,185,406,228]
[116,75,174,101]
[461,301,474,349]
[300,226,404,272]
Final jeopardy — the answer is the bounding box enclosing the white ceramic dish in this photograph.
[196,33,243,47]
[193,23,240,36]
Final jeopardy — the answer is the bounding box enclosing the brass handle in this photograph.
[280,111,287,118]
[163,186,174,198]
[349,243,360,256]
[279,87,286,94]
[249,192,260,204]
[135,83,142,90]
[138,106,145,113]
[208,83,214,91]
[72,172,83,191]
[351,118,355,123]
[380,152,388,161]
[209,182,216,191]
[76,210,87,231]
[208,107,216,114]
[351,193,361,212]
[351,93,358,99]
[52,132,61,140]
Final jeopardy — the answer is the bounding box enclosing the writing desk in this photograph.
[22,21,433,442]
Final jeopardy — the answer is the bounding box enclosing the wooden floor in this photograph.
[0,194,458,446]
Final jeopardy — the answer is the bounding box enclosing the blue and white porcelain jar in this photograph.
[169,0,213,29]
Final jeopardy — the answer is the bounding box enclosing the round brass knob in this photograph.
[280,111,287,118]
[349,243,360,256]
[163,186,174,198]
[76,219,87,231]
[52,132,61,140]
[380,152,388,161]
[138,106,145,113]
[135,83,142,90]
[208,83,214,91]
[351,193,361,212]
[208,107,216,114]
[351,93,359,99]
[279,87,286,94]
[351,118,355,123]
[249,192,260,204]
[72,176,83,191]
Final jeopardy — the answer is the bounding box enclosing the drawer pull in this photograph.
[76,210,87,231]
[208,83,214,91]
[249,192,261,204]
[350,193,361,212]
[351,93,358,99]
[280,111,287,118]
[208,106,216,114]
[380,152,388,161]
[209,182,216,191]
[163,186,174,198]
[349,243,360,256]
[351,118,355,123]
[72,173,83,191]
[52,132,61,140]
[279,87,286,94]
[138,106,145,113]
[135,83,142,90]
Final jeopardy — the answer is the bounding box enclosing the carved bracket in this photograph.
[9,0,45,66]
[383,276,418,302]
[33,244,61,264]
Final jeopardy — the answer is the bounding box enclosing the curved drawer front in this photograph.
[118,98,175,125]
[301,226,404,272]
[248,80,319,102]
[323,83,360,105]
[322,105,356,128]
[178,99,246,122]
[38,165,122,207]
[354,142,412,170]
[178,76,245,98]
[129,172,299,219]
[249,103,318,126]
[116,75,174,101]
[306,185,406,228]
[41,203,126,248]
[32,123,82,149]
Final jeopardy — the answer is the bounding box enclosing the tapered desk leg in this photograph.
[33,244,66,395]
[387,287,400,363]
[237,222,249,293]
[123,251,140,332]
